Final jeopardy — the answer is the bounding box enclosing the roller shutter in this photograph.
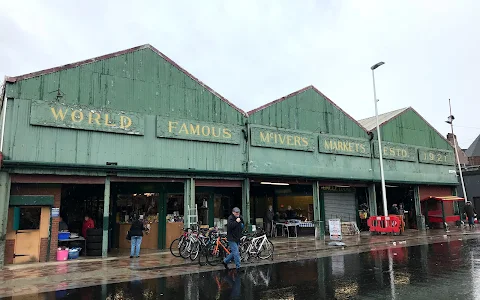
[324,192,356,231]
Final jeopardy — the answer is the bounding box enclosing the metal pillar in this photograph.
[102,177,110,258]
[313,181,324,240]
[368,184,377,216]
[0,172,10,268]
[242,179,250,229]
[414,186,426,230]
[183,178,195,229]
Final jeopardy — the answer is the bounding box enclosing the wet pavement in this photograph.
[3,229,480,299]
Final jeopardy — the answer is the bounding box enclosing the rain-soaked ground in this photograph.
[13,237,480,300]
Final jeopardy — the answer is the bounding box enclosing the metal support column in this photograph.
[414,186,425,230]
[0,172,11,268]
[102,177,110,258]
[183,178,195,229]
[368,184,377,216]
[242,179,251,229]
[313,181,324,240]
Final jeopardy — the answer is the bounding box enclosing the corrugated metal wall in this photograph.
[380,109,451,150]
[4,48,246,173]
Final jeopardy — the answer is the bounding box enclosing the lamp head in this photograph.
[371,62,385,70]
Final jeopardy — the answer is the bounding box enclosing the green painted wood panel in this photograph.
[9,195,54,206]
[249,88,368,138]
[318,134,371,157]
[30,100,145,135]
[157,117,242,144]
[250,125,315,152]
[373,141,417,162]
[380,109,452,150]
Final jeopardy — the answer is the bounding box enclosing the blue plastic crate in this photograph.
[68,248,81,260]
[58,232,70,240]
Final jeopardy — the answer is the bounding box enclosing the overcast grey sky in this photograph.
[1,0,478,148]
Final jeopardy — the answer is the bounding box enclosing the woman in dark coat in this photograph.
[129,216,146,258]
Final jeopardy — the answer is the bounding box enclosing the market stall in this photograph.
[423,195,464,230]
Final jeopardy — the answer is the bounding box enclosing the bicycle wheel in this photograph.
[258,239,274,260]
[170,237,182,257]
[240,241,250,262]
[206,244,224,266]
[198,244,208,266]
[179,239,192,259]
[190,241,200,261]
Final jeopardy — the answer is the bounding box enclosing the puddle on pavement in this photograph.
[11,238,480,299]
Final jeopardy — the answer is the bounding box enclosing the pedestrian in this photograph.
[82,214,95,238]
[389,204,399,215]
[59,216,69,232]
[264,205,274,237]
[286,206,296,219]
[223,207,244,271]
[464,201,477,229]
[129,215,146,258]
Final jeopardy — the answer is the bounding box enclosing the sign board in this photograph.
[250,126,315,152]
[156,117,242,145]
[318,134,371,157]
[51,207,60,218]
[30,100,145,135]
[418,148,455,166]
[373,141,417,162]
[328,219,342,241]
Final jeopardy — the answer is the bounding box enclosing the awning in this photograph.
[423,196,465,202]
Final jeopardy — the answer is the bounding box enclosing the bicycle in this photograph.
[240,229,274,262]
[206,231,231,266]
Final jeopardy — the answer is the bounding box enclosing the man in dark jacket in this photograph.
[223,207,244,270]
[264,205,274,237]
[464,201,477,229]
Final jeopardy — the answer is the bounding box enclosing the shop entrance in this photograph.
[195,181,243,231]
[376,184,417,229]
[250,181,314,236]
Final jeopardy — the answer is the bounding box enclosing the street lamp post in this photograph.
[446,99,468,203]
[371,61,388,217]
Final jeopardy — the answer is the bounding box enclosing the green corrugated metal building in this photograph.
[0,44,458,266]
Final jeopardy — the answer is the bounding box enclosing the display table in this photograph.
[166,222,184,247]
[118,223,158,250]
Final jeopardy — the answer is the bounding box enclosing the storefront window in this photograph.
[117,193,159,223]
[166,194,184,223]
[18,207,41,230]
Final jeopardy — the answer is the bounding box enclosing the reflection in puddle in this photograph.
[40,238,480,299]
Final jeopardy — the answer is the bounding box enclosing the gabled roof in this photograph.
[3,44,246,116]
[466,134,480,157]
[358,107,409,131]
[247,85,368,132]
[359,106,453,148]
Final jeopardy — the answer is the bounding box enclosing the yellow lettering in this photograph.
[324,140,331,150]
[401,149,407,157]
[278,134,286,144]
[389,148,395,156]
[343,142,350,151]
[50,107,67,121]
[211,127,220,138]
[355,143,360,152]
[189,124,200,135]
[287,136,293,145]
[88,112,101,125]
[274,133,278,144]
[119,116,132,129]
[71,110,84,123]
[223,128,232,139]
[383,147,389,155]
[294,136,301,146]
[360,144,366,153]
[179,123,189,134]
[348,142,354,152]
[168,121,178,133]
[260,131,269,143]
[301,137,308,146]
[104,114,116,127]
[396,148,402,157]
[201,126,210,136]
[337,141,344,151]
